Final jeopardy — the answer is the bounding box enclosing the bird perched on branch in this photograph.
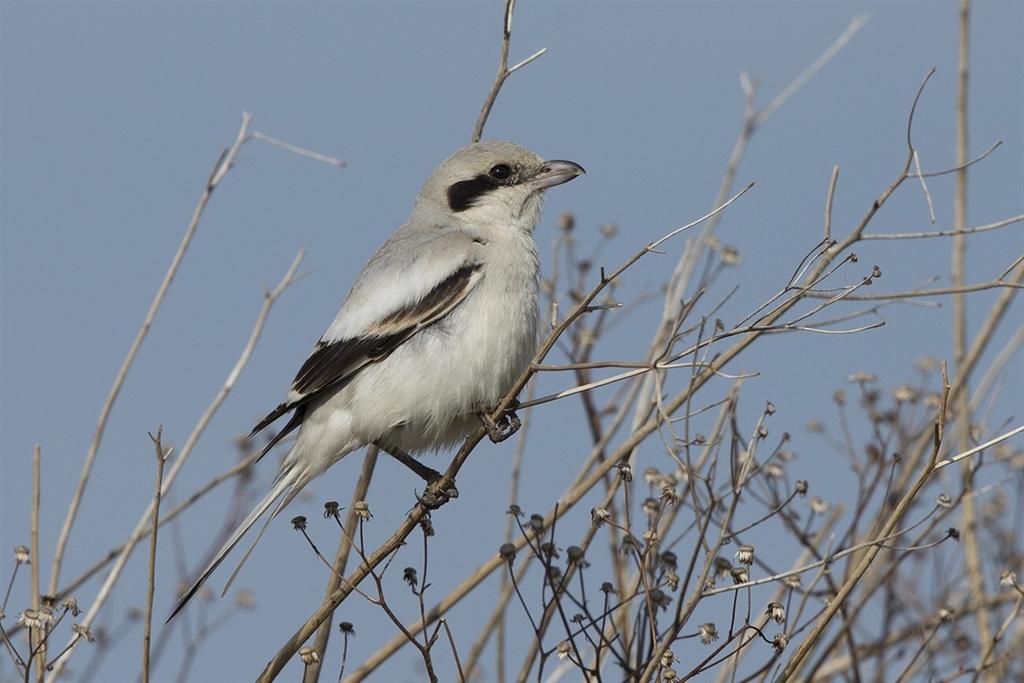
[169,140,583,619]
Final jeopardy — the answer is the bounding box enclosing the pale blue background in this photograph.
[2,2,1022,682]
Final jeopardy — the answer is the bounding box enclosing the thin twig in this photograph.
[46,248,305,683]
[47,113,253,598]
[31,446,42,683]
[471,0,546,143]
[141,430,170,683]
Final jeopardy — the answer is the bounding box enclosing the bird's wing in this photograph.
[250,232,483,451]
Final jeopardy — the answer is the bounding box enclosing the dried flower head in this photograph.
[698,622,719,644]
[649,588,671,610]
[660,484,679,505]
[556,640,571,660]
[507,504,523,518]
[721,245,740,266]
[805,420,824,434]
[299,647,319,665]
[766,602,786,624]
[323,501,340,518]
[617,462,633,482]
[71,623,95,643]
[662,668,679,681]
[1000,570,1018,589]
[620,534,643,555]
[353,501,372,521]
[62,597,81,617]
[763,462,784,479]
[499,543,517,561]
[540,542,559,560]
[666,571,680,590]
[566,546,585,564]
[784,574,802,590]
[600,222,618,238]
[291,516,308,531]
[642,497,660,517]
[559,212,575,232]
[937,606,955,622]
[660,650,676,668]
[419,515,435,537]
[235,590,255,610]
[660,551,678,571]
[403,567,418,589]
[730,566,750,585]
[795,480,809,495]
[735,545,755,566]
[600,581,618,595]
[892,385,919,403]
[528,514,545,534]
[339,621,356,636]
[772,633,789,653]
[644,467,661,486]
[846,371,877,384]
[713,556,733,578]
[591,506,611,528]
[14,545,30,565]
[809,497,829,514]
[18,608,43,629]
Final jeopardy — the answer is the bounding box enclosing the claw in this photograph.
[480,401,523,444]
[417,478,459,510]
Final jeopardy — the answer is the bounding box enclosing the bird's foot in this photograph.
[479,400,522,444]
[418,478,459,510]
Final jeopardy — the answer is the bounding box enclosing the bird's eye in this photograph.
[489,164,512,180]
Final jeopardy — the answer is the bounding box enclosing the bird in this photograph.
[168,140,584,619]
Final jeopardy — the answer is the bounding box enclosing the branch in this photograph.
[471,0,546,142]
[46,114,254,600]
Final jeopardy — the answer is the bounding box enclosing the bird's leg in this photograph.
[374,442,442,482]
[374,442,458,508]
[479,398,522,444]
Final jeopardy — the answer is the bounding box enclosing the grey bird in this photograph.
[169,140,583,619]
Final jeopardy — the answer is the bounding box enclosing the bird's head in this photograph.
[416,140,584,232]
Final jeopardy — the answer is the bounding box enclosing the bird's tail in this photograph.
[166,462,307,622]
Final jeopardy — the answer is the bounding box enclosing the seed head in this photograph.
[71,623,95,643]
[809,497,829,514]
[403,567,418,589]
[772,633,789,653]
[999,570,1017,589]
[291,516,307,531]
[766,601,786,624]
[323,501,340,518]
[591,506,611,528]
[730,566,750,585]
[299,647,319,665]
[795,480,809,495]
[556,641,571,660]
[14,545,30,565]
[499,543,517,561]
[353,501,372,521]
[62,597,81,617]
[698,622,719,644]
[735,544,755,566]
[617,462,633,482]
[528,514,545,534]
[339,621,356,636]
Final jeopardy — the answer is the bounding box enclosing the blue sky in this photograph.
[2,2,1022,681]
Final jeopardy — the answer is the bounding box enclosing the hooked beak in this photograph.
[530,159,586,190]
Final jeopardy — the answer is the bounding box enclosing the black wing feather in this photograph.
[250,263,482,440]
